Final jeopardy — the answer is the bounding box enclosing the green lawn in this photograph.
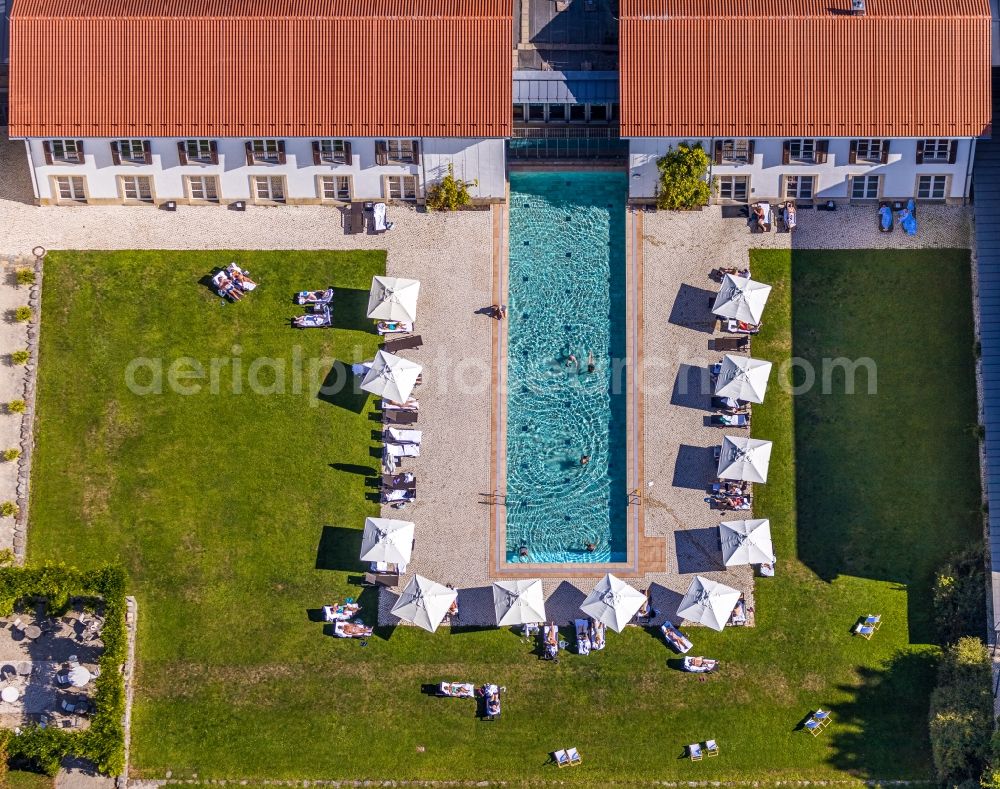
[7,770,54,789]
[24,248,980,783]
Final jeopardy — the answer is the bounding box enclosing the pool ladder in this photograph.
[482,490,507,506]
[627,489,642,506]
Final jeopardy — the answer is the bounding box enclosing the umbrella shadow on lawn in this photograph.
[317,361,370,413]
[672,444,716,490]
[674,528,726,575]
[331,287,378,333]
[668,283,718,334]
[315,525,364,571]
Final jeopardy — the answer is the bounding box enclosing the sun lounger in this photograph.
[384,442,420,459]
[542,624,560,660]
[382,471,415,490]
[575,619,592,655]
[438,681,475,698]
[382,398,419,412]
[322,602,361,622]
[589,619,606,650]
[725,319,761,335]
[878,203,894,233]
[710,413,749,428]
[480,683,502,719]
[864,614,882,629]
[293,304,332,328]
[296,288,334,305]
[347,202,365,235]
[729,598,748,626]
[567,747,582,765]
[706,494,752,510]
[804,717,824,736]
[553,749,570,768]
[711,395,744,413]
[813,709,832,727]
[384,334,423,353]
[377,320,413,336]
[333,620,373,639]
[381,487,415,505]
[212,270,241,300]
[661,621,693,654]
[372,202,394,233]
[683,656,718,673]
[854,623,876,639]
[383,409,418,425]
[362,571,399,588]
[385,427,422,445]
[705,739,719,757]
[710,267,750,283]
[709,337,749,352]
[689,743,703,761]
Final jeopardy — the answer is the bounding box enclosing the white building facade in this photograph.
[21,136,507,206]
[628,137,977,205]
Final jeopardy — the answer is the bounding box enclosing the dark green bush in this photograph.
[934,548,988,645]
[928,637,993,784]
[656,143,711,210]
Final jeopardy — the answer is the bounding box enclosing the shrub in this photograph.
[13,306,31,323]
[934,548,988,645]
[7,401,25,415]
[2,449,19,463]
[15,268,35,287]
[425,164,477,211]
[929,637,993,784]
[0,502,18,518]
[8,725,72,776]
[656,143,711,210]
[10,350,29,366]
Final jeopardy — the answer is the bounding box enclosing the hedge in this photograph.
[0,564,128,777]
[933,547,988,645]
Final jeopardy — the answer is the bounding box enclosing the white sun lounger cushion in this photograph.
[386,427,422,444]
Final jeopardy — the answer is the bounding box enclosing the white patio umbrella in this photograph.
[390,574,457,633]
[359,517,414,566]
[493,579,547,626]
[580,573,646,633]
[714,354,773,404]
[717,435,773,483]
[361,350,422,404]
[712,274,772,324]
[367,276,420,323]
[68,665,92,687]
[719,519,774,566]
[677,575,742,632]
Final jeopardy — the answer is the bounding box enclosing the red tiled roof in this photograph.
[9,0,512,137]
[619,0,992,138]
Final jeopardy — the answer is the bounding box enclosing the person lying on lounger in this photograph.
[338,621,373,637]
[783,202,797,231]
[590,619,606,650]
[879,203,893,232]
[486,694,501,717]
[215,272,244,301]
[227,263,257,291]
[296,288,334,305]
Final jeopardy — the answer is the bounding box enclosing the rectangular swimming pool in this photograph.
[505,171,629,563]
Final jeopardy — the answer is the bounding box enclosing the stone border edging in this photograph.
[119,595,138,788]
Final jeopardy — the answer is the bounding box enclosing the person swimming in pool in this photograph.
[580,455,590,466]
[587,351,596,373]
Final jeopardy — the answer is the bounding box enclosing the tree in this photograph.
[425,164,477,211]
[656,143,711,210]
[929,637,993,784]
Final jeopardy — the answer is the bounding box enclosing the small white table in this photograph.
[2,686,20,703]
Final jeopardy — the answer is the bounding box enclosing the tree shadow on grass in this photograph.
[332,287,378,333]
[317,361,370,413]
[315,525,363,571]
[825,649,938,778]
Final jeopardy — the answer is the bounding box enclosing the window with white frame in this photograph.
[120,175,153,202]
[921,140,951,162]
[917,175,948,200]
[186,175,220,202]
[184,139,216,164]
[47,139,83,164]
[317,140,350,165]
[116,139,148,164]
[318,175,352,201]
[853,139,883,163]
[250,139,283,164]
[386,140,417,164]
[851,175,880,200]
[385,175,417,201]
[716,175,749,202]
[787,139,816,164]
[784,175,815,199]
[720,139,752,165]
[253,175,286,202]
[53,176,86,202]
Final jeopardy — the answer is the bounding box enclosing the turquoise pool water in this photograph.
[505,171,628,563]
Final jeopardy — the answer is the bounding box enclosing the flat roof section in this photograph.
[514,70,619,104]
